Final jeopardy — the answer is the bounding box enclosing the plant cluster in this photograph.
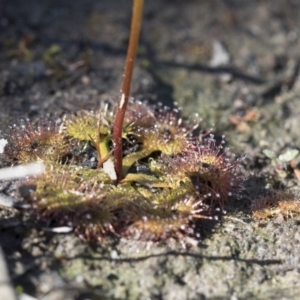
[3,100,243,242]
[1,0,244,243]
[251,188,300,221]
[263,148,299,179]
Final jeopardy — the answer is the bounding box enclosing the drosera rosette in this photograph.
[4,117,69,165]
[25,165,114,242]
[192,135,244,210]
[121,100,201,176]
[251,188,300,221]
[1,100,244,243]
[0,0,245,244]
[154,134,244,211]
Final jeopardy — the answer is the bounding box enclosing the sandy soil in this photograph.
[1,0,300,299]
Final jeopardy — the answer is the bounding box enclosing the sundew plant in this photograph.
[1,0,243,243]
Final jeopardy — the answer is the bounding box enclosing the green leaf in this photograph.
[278,149,299,162]
[263,149,276,159]
[277,169,288,178]
[121,173,161,187]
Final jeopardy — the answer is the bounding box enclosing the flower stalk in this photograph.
[113,0,144,182]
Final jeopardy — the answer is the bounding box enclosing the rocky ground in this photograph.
[1,0,300,299]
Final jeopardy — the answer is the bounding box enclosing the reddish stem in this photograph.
[113,0,144,182]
